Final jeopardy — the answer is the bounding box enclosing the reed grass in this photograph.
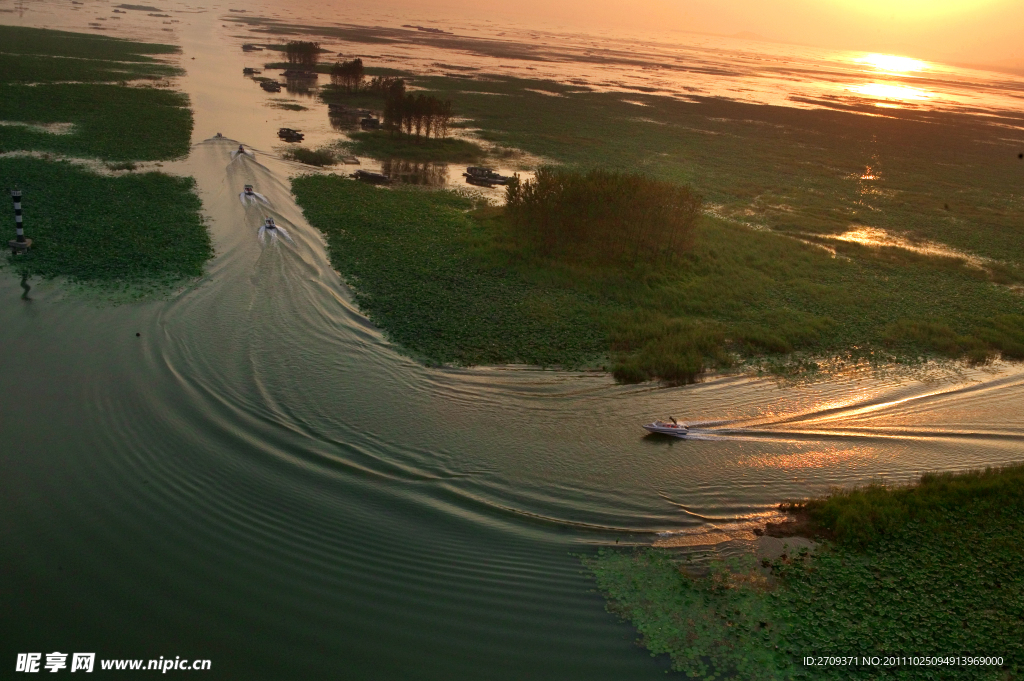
[504,168,701,266]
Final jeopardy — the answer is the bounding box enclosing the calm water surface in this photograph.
[2,2,1024,678]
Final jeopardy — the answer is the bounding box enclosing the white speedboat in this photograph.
[642,420,689,437]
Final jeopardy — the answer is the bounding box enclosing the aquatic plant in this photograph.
[285,146,336,166]
[338,131,484,163]
[292,175,605,367]
[0,25,178,62]
[585,464,1024,679]
[0,83,193,161]
[1,158,211,282]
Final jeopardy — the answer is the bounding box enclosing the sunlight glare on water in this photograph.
[854,53,929,74]
[847,82,932,101]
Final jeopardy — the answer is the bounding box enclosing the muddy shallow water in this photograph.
[2,3,1024,678]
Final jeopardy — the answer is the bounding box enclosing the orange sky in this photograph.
[409,0,1024,67]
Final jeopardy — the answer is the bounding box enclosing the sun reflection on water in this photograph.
[847,83,931,101]
[854,53,929,74]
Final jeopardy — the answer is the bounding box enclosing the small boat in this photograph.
[277,127,304,142]
[642,419,690,437]
[465,166,512,185]
[351,170,390,185]
[260,81,282,92]
[241,43,264,52]
[242,67,261,75]
[464,174,498,187]
[359,116,381,129]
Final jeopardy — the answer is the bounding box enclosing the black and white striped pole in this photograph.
[9,189,31,254]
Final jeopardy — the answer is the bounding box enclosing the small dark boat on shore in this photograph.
[241,43,263,52]
[465,166,512,185]
[242,67,261,75]
[464,174,498,187]
[260,80,282,92]
[351,170,390,185]
[278,127,304,142]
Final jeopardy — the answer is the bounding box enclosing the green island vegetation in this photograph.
[339,131,484,163]
[0,158,209,282]
[583,464,1024,679]
[267,99,309,111]
[292,176,604,366]
[285,146,337,166]
[293,164,1024,380]
[0,25,211,284]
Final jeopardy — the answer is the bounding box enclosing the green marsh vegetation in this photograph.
[0,157,211,282]
[0,26,191,161]
[339,131,485,163]
[285,146,337,166]
[0,83,192,161]
[0,26,209,284]
[293,166,1024,380]
[504,168,701,266]
[369,72,1024,375]
[292,176,605,366]
[584,464,1024,679]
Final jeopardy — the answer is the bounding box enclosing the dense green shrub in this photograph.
[505,168,701,266]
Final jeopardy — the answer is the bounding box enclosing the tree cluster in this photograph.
[330,58,364,92]
[285,41,321,69]
[365,76,405,98]
[504,168,702,265]
[382,93,454,140]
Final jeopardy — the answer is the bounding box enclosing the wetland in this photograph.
[2,2,1024,679]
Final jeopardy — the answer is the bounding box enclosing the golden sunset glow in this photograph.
[854,53,928,74]
[847,83,931,100]
[827,0,1003,20]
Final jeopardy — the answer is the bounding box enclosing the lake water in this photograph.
[2,1,1024,677]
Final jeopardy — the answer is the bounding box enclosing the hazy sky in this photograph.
[403,0,1024,66]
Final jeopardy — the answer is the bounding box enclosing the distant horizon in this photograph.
[231,0,1024,71]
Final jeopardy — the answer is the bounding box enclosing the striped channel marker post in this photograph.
[9,189,31,254]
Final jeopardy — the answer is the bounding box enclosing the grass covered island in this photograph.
[583,465,1024,679]
[278,35,1024,379]
[293,163,1024,381]
[339,130,486,164]
[0,26,211,285]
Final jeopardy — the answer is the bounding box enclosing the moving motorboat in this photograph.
[642,418,689,437]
